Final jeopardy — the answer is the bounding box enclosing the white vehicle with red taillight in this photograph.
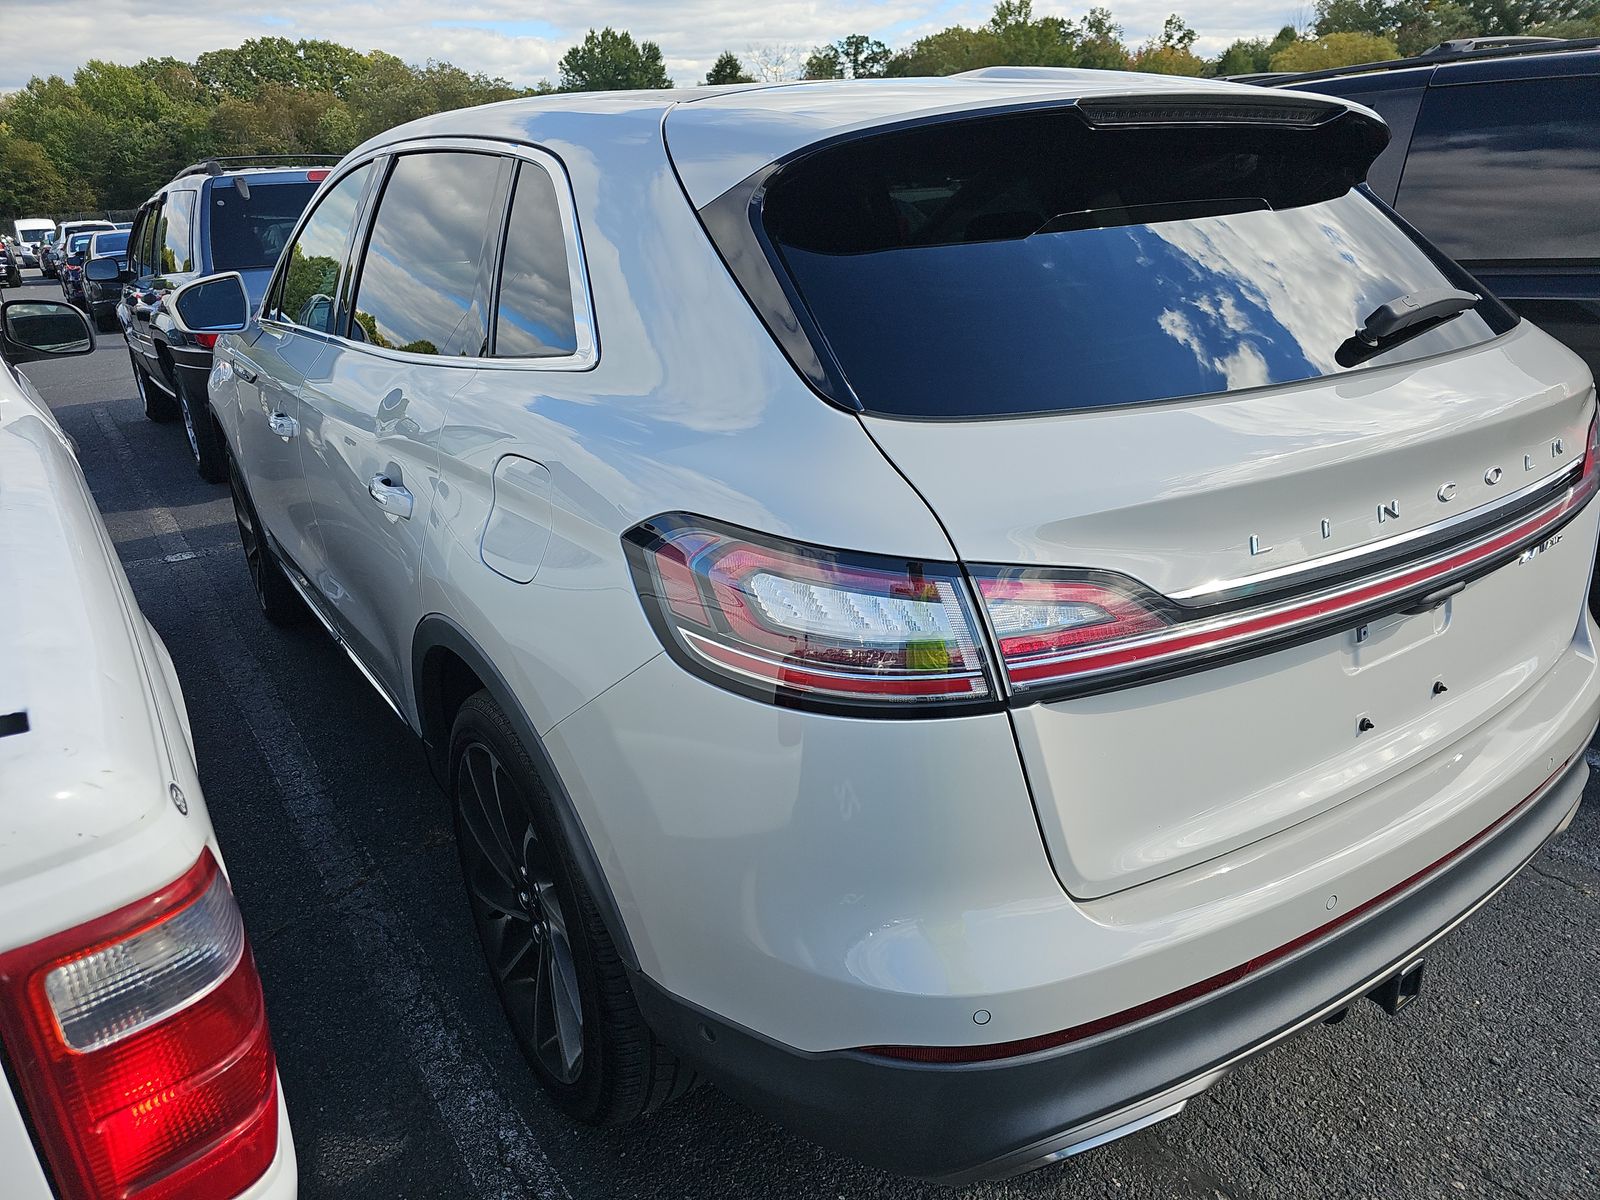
[193,70,1599,1182]
[0,299,294,1200]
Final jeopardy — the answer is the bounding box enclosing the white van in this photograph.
[12,219,55,268]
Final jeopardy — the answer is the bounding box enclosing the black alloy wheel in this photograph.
[174,372,228,483]
[226,451,302,625]
[458,739,586,1085]
[130,350,179,422]
[448,691,694,1124]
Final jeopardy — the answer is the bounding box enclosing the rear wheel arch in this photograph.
[412,614,640,971]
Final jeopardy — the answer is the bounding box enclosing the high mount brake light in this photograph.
[625,515,994,713]
[0,851,279,1200]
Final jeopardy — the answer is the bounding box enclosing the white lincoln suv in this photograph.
[186,71,1598,1181]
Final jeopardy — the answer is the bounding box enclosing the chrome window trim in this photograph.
[275,137,599,373]
[1170,457,1581,603]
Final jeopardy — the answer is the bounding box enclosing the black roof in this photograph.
[1255,35,1600,89]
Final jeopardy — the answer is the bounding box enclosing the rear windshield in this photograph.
[761,109,1514,418]
[209,180,318,272]
[92,232,129,255]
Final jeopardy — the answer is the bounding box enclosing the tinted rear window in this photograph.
[762,109,1512,418]
[1396,77,1600,263]
[92,232,129,255]
[210,180,318,272]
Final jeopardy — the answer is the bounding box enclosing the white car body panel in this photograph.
[0,363,295,1200]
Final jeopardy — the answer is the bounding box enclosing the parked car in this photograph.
[186,74,1600,1182]
[109,157,335,482]
[57,230,100,307]
[13,218,55,268]
[42,220,114,279]
[1270,40,1600,381]
[81,229,130,330]
[0,239,21,288]
[0,298,296,1200]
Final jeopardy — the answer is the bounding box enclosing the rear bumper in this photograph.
[635,751,1588,1182]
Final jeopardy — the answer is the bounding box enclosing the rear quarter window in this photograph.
[754,106,1514,419]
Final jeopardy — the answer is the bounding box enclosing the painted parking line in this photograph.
[90,406,570,1200]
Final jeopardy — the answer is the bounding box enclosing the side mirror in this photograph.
[169,271,250,336]
[1,300,95,365]
[86,257,129,283]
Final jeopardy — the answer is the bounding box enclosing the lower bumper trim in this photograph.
[632,749,1589,1182]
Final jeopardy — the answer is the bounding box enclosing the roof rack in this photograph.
[1251,34,1600,88]
[169,155,343,184]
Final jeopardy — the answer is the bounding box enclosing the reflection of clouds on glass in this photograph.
[354,153,505,357]
[1143,198,1490,382]
[494,166,577,358]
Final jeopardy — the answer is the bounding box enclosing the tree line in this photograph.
[2,0,1595,217]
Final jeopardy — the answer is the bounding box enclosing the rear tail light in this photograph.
[0,851,279,1200]
[193,332,219,349]
[630,431,1599,712]
[306,170,330,182]
[625,515,994,712]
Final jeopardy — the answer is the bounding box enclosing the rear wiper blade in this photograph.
[1337,287,1479,367]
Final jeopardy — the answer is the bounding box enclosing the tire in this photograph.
[450,691,693,1125]
[174,370,228,483]
[227,450,303,626]
[130,350,179,422]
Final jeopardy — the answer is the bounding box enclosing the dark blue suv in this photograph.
[1269,40,1600,382]
[112,157,335,480]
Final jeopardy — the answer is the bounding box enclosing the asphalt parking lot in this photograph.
[12,270,1600,1199]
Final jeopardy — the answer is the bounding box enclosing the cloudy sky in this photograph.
[3,1,1304,91]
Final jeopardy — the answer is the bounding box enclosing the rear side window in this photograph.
[759,108,1513,418]
[210,180,318,272]
[1396,77,1600,262]
[350,152,510,357]
[492,164,578,358]
[156,192,197,274]
[271,163,373,333]
[132,208,157,276]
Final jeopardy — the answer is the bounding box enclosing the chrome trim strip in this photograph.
[271,542,407,721]
[1171,459,1580,603]
[1011,470,1588,687]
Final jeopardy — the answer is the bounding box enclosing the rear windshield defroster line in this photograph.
[702,103,1517,420]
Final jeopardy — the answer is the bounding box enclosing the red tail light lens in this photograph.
[306,170,330,182]
[625,515,995,712]
[193,332,219,349]
[0,851,279,1200]
[973,572,1170,687]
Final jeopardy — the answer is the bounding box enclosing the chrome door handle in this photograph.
[231,356,257,383]
[268,412,299,439]
[368,474,414,520]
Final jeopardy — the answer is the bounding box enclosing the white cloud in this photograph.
[1,0,1305,91]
